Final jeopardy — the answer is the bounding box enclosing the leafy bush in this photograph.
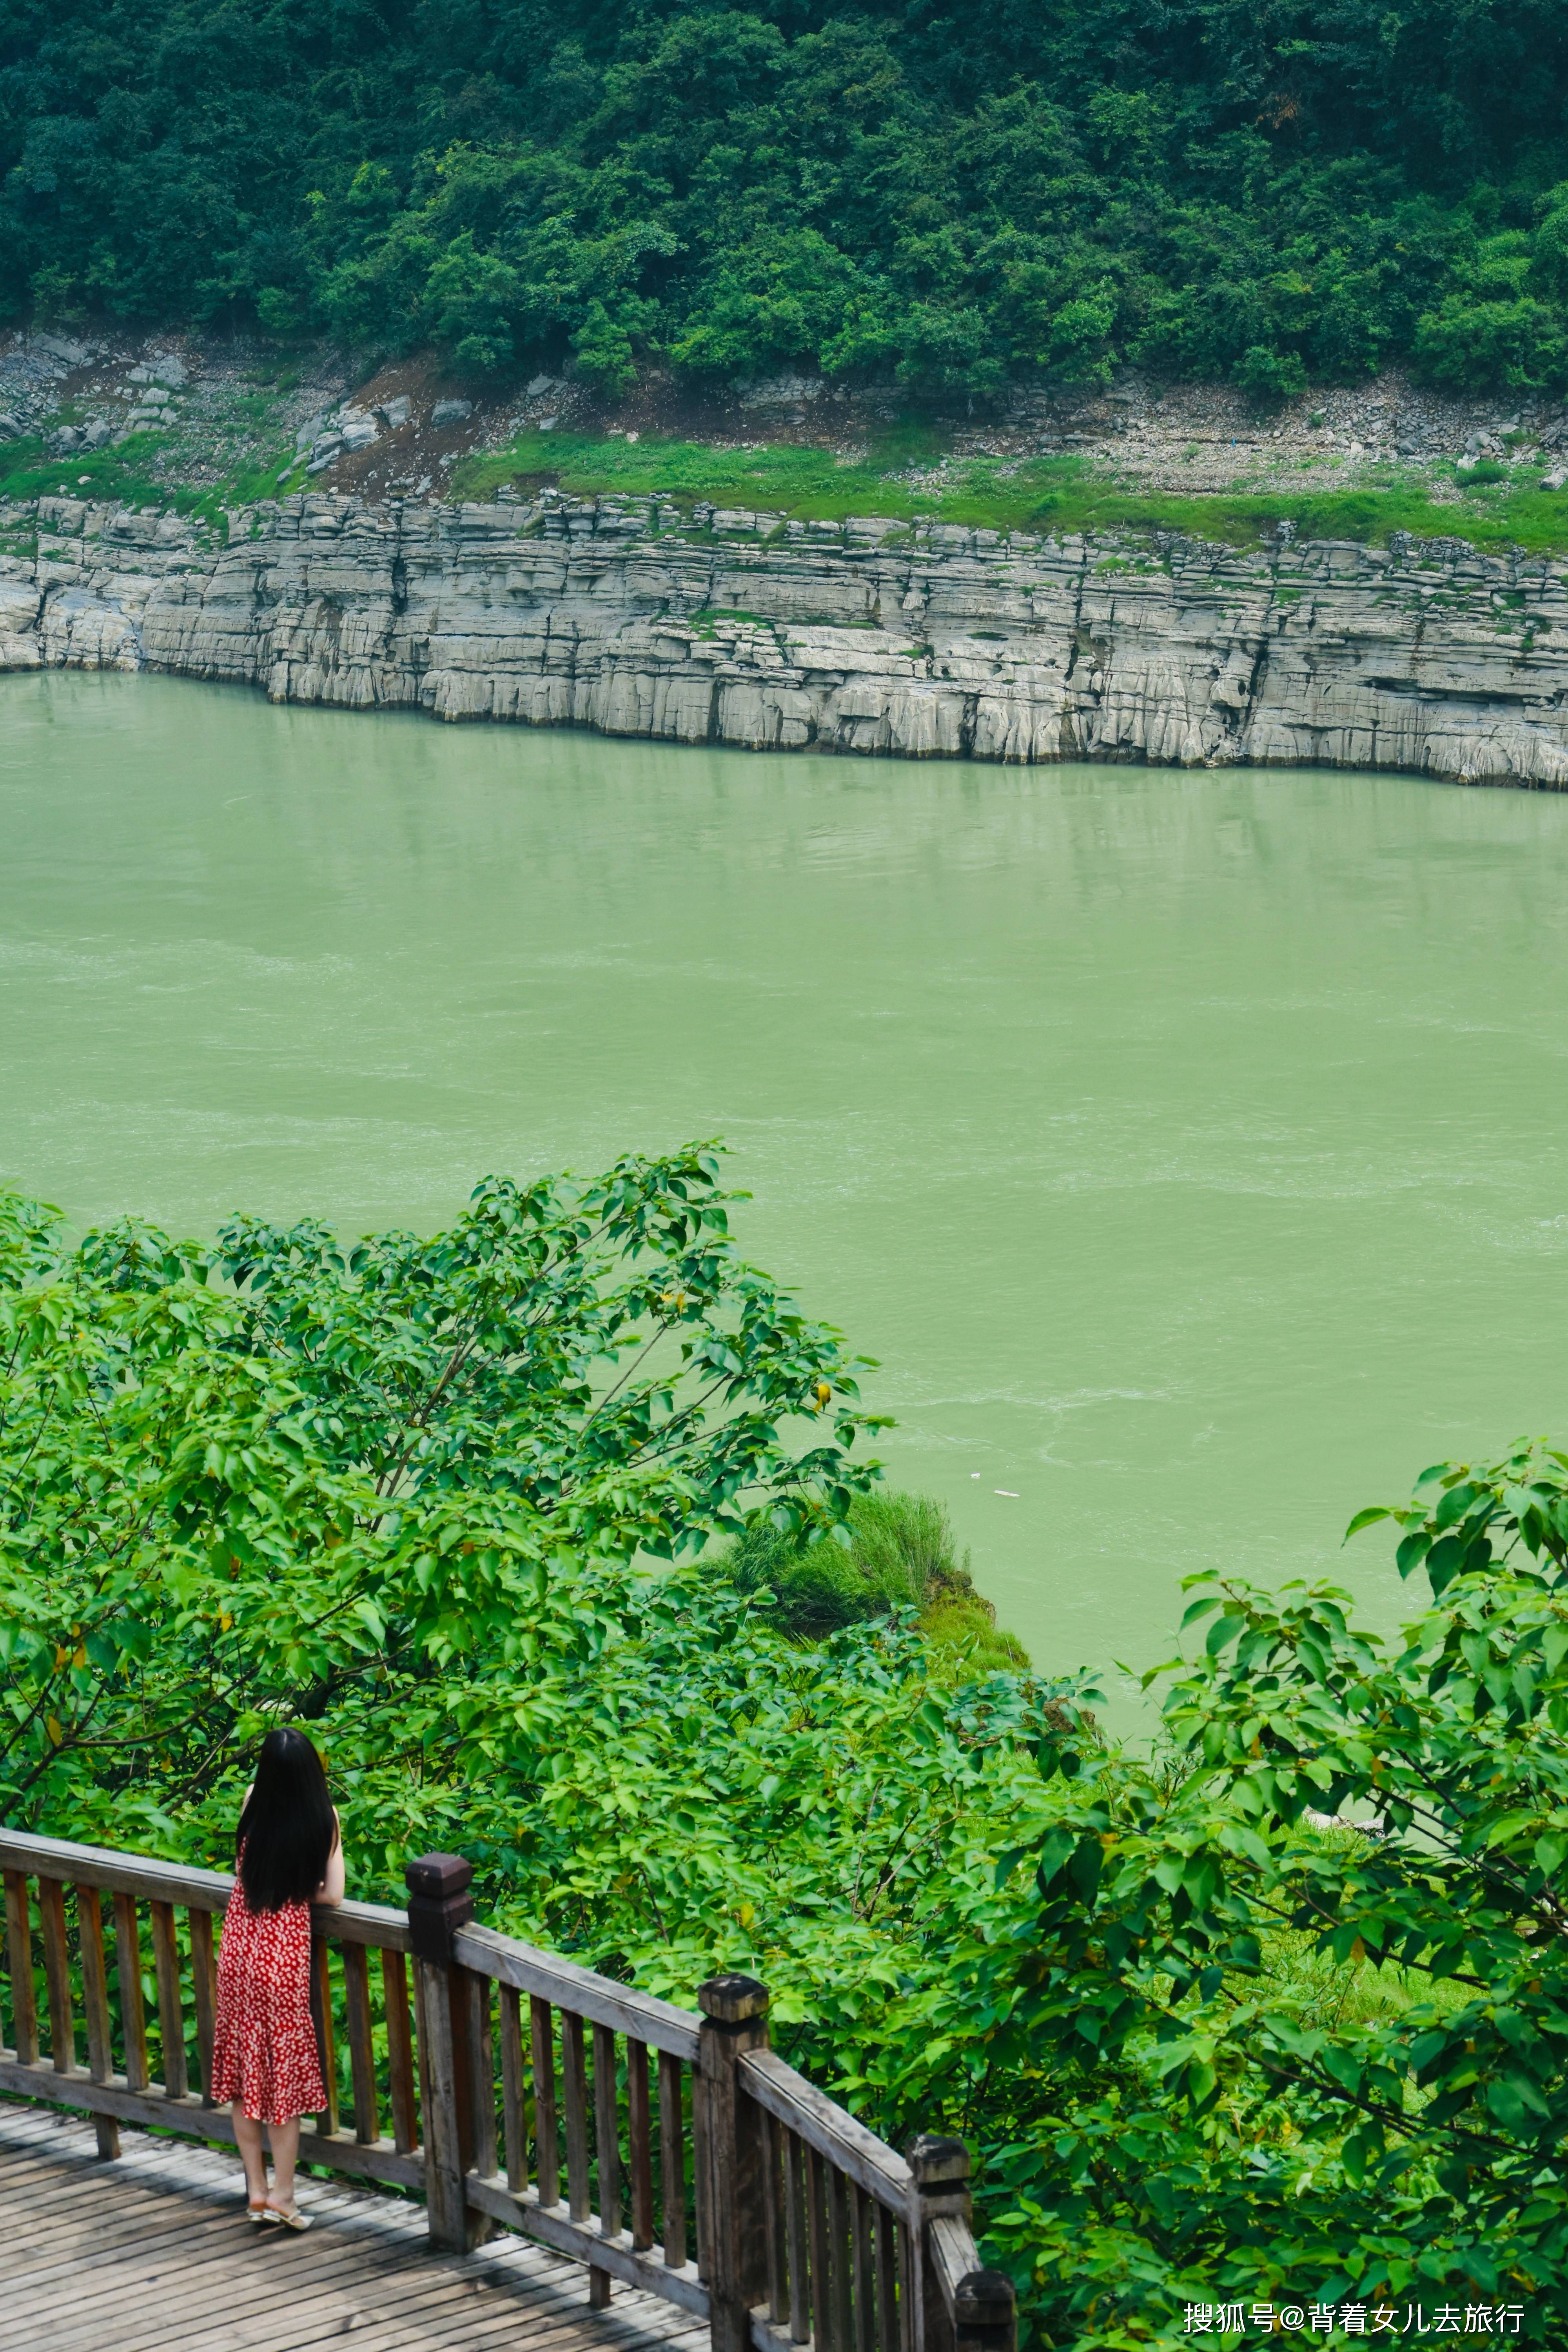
[719,1486,1028,1669]
[0,1152,884,1837]
[1236,344,1310,410]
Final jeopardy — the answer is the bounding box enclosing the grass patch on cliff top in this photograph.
[455,429,1568,554]
[0,430,294,531]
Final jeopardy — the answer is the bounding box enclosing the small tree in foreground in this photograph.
[959,1442,1568,2342]
[0,1148,884,1837]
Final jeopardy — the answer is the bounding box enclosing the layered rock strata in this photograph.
[4,490,1568,785]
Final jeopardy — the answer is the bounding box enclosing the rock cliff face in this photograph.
[5,488,1568,786]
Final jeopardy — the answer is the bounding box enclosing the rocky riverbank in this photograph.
[4,485,1568,786]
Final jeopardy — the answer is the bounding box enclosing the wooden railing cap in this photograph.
[907,2131,972,2188]
[697,1973,769,2024]
[405,1852,473,1898]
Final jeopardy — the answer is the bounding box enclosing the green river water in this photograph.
[5,670,1568,1708]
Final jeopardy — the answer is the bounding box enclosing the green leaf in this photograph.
[1433,1481,1482,1532]
[1395,1530,1432,1579]
[1534,1831,1568,1880]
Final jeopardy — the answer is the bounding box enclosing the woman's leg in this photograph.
[231,2103,269,2203]
[267,2115,302,2208]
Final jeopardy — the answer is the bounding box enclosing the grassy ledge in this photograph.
[13,415,1568,558]
[0,430,296,530]
[456,430,1568,553]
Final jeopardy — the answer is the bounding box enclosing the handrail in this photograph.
[0,1825,236,1911]
[0,1827,1015,2352]
[0,1826,411,1950]
[454,1922,700,2058]
[737,2047,913,2215]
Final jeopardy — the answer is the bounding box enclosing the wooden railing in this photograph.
[0,1829,1015,2352]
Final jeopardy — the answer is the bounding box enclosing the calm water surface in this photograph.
[6,671,1568,1705]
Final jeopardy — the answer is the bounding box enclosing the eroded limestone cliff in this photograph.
[4,488,1566,785]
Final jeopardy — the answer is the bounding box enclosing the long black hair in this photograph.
[237,1728,338,1913]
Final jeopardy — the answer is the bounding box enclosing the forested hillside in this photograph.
[5,0,1568,403]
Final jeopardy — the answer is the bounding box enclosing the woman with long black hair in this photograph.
[211,1727,346,2227]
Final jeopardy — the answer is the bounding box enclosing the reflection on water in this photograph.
[5,670,1568,1712]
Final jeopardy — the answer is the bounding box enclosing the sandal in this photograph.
[246,2198,271,2225]
[262,2199,311,2231]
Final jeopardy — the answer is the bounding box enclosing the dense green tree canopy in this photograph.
[13,1163,1568,2339]
[7,0,1568,398]
[0,1149,882,1833]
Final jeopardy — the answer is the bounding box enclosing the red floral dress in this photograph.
[211,1864,327,2126]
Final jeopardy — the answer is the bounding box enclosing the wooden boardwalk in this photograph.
[0,2098,713,2352]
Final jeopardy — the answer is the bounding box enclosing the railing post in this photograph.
[954,2270,1016,2352]
[698,1973,770,2352]
[908,2134,971,2352]
[406,1851,490,2252]
[906,2135,1015,2352]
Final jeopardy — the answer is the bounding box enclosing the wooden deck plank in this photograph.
[0,2099,706,2352]
[0,2191,246,2274]
[34,2237,561,2351]
[54,2215,609,2352]
[49,2254,532,2352]
[118,2250,644,2352]
[16,2208,426,2331]
[51,2218,637,2352]
[17,2201,445,2318]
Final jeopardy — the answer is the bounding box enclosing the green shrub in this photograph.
[719,1487,1028,1670]
[1236,344,1309,408]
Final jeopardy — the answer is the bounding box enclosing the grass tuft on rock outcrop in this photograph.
[715,1487,1029,1675]
[0,430,295,530]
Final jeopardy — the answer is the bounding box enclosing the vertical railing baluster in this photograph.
[113,1893,147,2091]
[875,2204,900,2352]
[829,2163,853,2351]
[658,2049,686,2268]
[75,1884,119,2158]
[563,2011,591,2221]
[627,2036,654,2252]
[784,2129,811,2344]
[808,2143,833,2352]
[383,1948,417,2154]
[759,2105,786,2325]
[896,2220,917,2352]
[470,1971,497,2180]
[148,1899,186,2098]
[590,2020,619,2307]
[852,2180,875,2352]
[36,1876,74,2073]
[188,1908,218,2105]
[593,2020,620,2235]
[531,1996,559,2207]
[693,2054,713,2286]
[342,1942,379,2144]
[499,1984,527,2191]
[311,1938,339,2134]
[4,1871,38,2066]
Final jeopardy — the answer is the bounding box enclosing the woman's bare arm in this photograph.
[314,1810,346,1905]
